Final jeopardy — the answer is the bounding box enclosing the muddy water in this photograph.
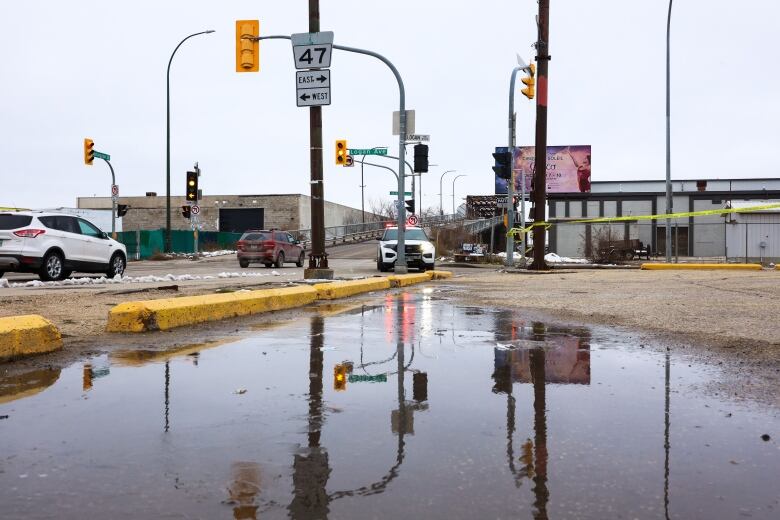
[1,289,778,519]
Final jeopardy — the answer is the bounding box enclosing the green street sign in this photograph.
[93,151,111,161]
[389,191,412,196]
[348,374,388,383]
[349,148,387,156]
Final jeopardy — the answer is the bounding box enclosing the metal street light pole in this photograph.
[452,174,467,215]
[439,170,456,215]
[165,29,214,253]
[665,0,674,263]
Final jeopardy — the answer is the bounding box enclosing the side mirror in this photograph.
[293,240,301,245]
[101,232,109,239]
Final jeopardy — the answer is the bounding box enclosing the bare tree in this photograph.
[368,197,397,220]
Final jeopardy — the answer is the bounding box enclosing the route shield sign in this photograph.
[111,184,118,196]
[191,205,200,215]
[292,44,332,69]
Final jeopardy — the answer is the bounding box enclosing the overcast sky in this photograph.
[1,0,778,213]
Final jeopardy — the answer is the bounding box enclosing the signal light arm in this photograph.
[354,157,398,181]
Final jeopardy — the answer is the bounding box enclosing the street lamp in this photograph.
[439,169,456,215]
[452,174,467,215]
[166,29,215,253]
[665,0,674,262]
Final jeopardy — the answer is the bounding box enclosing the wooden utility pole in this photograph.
[305,0,333,278]
[530,0,551,270]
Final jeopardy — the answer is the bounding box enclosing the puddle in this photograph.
[1,291,778,519]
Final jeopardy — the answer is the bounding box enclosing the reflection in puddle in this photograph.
[1,292,778,519]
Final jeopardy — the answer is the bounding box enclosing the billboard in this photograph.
[495,145,591,195]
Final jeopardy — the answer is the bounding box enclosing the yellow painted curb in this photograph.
[0,315,63,362]
[641,263,763,271]
[429,270,453,279]
[388,273,432,287]
[313,278,391,300]
[106,286,318,332]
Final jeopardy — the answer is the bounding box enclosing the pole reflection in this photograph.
[288,315,332,519]
[491,314,594,520]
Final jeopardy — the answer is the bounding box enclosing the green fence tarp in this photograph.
[116,229,242,259]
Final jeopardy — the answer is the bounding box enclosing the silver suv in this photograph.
[0,211,127,281]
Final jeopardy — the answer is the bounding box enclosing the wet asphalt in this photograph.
[1,288,778,519]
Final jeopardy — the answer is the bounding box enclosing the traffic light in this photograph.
[334,363,347,391]
[405,199,415,214]
[335,139,347,166]
[492,151,512,180]
[521,63,536,100]
[186,171,198,202]
[413,144,428,173]
[117,204,129,217]
[84,138,94,165]
[181,205,191,219]
[235,20,259,72]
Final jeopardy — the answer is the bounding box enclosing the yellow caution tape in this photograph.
[508,202,780,238]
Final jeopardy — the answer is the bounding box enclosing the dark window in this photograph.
[241,232,269,241]
[0,214,33,229]
[38,216,57,229]
[275,232,288,242]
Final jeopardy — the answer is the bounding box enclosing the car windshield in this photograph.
[0,214,32,230]
[383,228,428,241]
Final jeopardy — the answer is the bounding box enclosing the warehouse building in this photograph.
[78,193,376,233]
[547,178,780,260]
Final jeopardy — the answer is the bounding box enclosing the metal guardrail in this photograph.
[288,214,469,249]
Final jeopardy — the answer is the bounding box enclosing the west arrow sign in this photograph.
[296,86,331,107]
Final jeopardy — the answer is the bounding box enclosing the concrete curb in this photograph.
[640,263,763,271]
[0,315,63,362]
[314,278,391,300]
[106,271,455,333]
[388,273,433,287]
[106,286,318,332]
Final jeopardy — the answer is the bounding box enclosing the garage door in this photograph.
[219,208,264,233]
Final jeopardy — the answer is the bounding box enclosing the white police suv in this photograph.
[376,226,435,272]
[0,211,127,281]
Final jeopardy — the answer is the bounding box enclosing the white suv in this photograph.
[0,211,127,281]
[376,226,435,272]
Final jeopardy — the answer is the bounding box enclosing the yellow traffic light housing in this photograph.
[521,63,536,100]
[186,171,198,201]
[235,20,259,72]
[335,139,347,166]
[334,364,347,391]
[84,138,94,165]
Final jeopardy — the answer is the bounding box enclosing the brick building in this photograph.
[78,193,377,233]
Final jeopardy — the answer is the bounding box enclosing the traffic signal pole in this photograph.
[99,158,117,239]
[530,0,551,271]
[505,66,524,267]
[251,33,410,272]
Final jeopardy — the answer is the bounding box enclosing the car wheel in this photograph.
[39,251,65,281]
[378,261,389,273]
[61,270,73,279]
[263,263,273,268]
[0,271,4,278]
[623,250,634,261]
[106,253,126,278]
[296,252,305,268]
[275,251,285,268]
[239,259,249,268]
